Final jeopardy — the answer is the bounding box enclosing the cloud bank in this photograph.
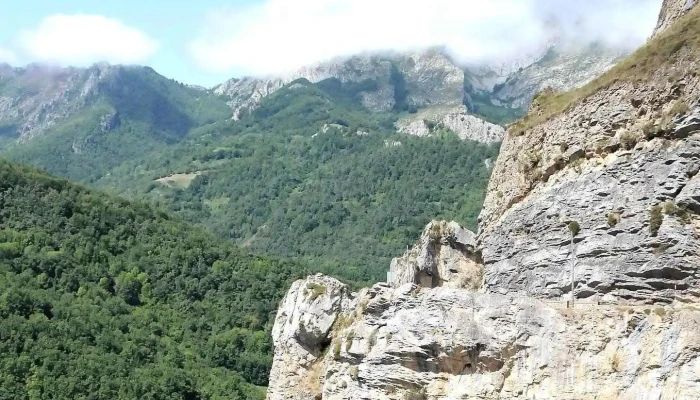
[189,0,663,76]
[6,14,158,66]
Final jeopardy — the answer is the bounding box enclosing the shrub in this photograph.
[669,100,689,116]
[368,329,379,350]
[404,388,428,400]
[620,131,640,150]
[649,205,664,236]
[348,366,359,380]
[520,150,541,172]
[662,201,678,215]
[642,122,657,138]
[345,331,355,351]
[568,221,581,237]
[607,212,621,227]
[332,340,341,360]
[306,283,327,301]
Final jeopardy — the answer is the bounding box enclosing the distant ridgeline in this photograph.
[0,44,625,283]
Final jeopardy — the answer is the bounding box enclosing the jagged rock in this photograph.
[492,46,626,110]
[215,45,628,121]
[480,19,700,302]
[396,106,505,143]
[653,0,697,38]
[267,274,350,400]
[100,112,120,132]
[215,50,465,120]
[268,276,700,400]
[388,221,482,290]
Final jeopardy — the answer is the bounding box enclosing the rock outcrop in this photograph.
[267,2,700,399]
[269,275,700,400]
[491,46,626,110]
[388,221,482,290]
[214,50,465,120]
[215,45,627,123]
[479,3,700,304]
[653,0,697,37]
[396,106,505,143]
[0,64,106,140]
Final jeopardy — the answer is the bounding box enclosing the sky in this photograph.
[0,0,663,87]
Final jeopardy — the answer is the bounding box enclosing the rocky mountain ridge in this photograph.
[266,1,700,398]
[214,44,627,125]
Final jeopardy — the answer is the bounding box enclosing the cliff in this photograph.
[479,0,700,304]
[268,275,700,400]
[266,1,700,399]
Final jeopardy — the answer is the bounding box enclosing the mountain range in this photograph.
[0,12,674,399]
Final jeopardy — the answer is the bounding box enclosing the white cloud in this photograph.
[16,14,158,65]
[189,0,662,76]
[0,47,18,64]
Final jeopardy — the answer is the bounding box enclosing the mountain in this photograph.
[0,159,324,399]
[214,44,626,126]
[0,63,231,182]
[0,28,633,288]
[95,79,500,283]
[266,1,700,399]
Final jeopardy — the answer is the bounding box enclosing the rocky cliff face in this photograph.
[654,0,698,37]
[388,221,482,289]
[395,106,505,143]
[215,45,626,124]
[267,2,700,399]
[479,2,700,304]
[0,64,107,140]
[214,50,465,120]
[491,45,627,110]
[269,274,700,400]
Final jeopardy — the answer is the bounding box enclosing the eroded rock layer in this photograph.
[479,5,700,303]
[268,275,700,400]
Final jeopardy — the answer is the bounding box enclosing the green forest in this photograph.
[0,71,502,399]
[96,80,500,282]
[0,160,324,399]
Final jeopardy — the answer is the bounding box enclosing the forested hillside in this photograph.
[1,65,231,183]
[0,160,320,399]
[98,80,500,281]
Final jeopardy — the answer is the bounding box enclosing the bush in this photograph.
[332,340,341,360]
[568,221,581,237]
[607,212,621,227]
[669,100,689,116]
[348,366,359,381]
[345,331,355,351]
[649,205,664,236]
[620,131,640,150]
[306,282,327,301]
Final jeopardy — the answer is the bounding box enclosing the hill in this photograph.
[97,79,500,281]
[0,64,231,183]
[0,159,316,399]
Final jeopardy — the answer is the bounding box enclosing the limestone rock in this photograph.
[479,7,700,303]
[268,277,700,400]
[267,274,351,400]
[215,45,628,122]
[653,0,698,38]
[389,221,482,290]
[396,106,505,143]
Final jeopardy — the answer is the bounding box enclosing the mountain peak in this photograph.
[653,0,698,37]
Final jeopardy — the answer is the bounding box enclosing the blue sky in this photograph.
[0,0,253,86]
[0,0,662,88]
